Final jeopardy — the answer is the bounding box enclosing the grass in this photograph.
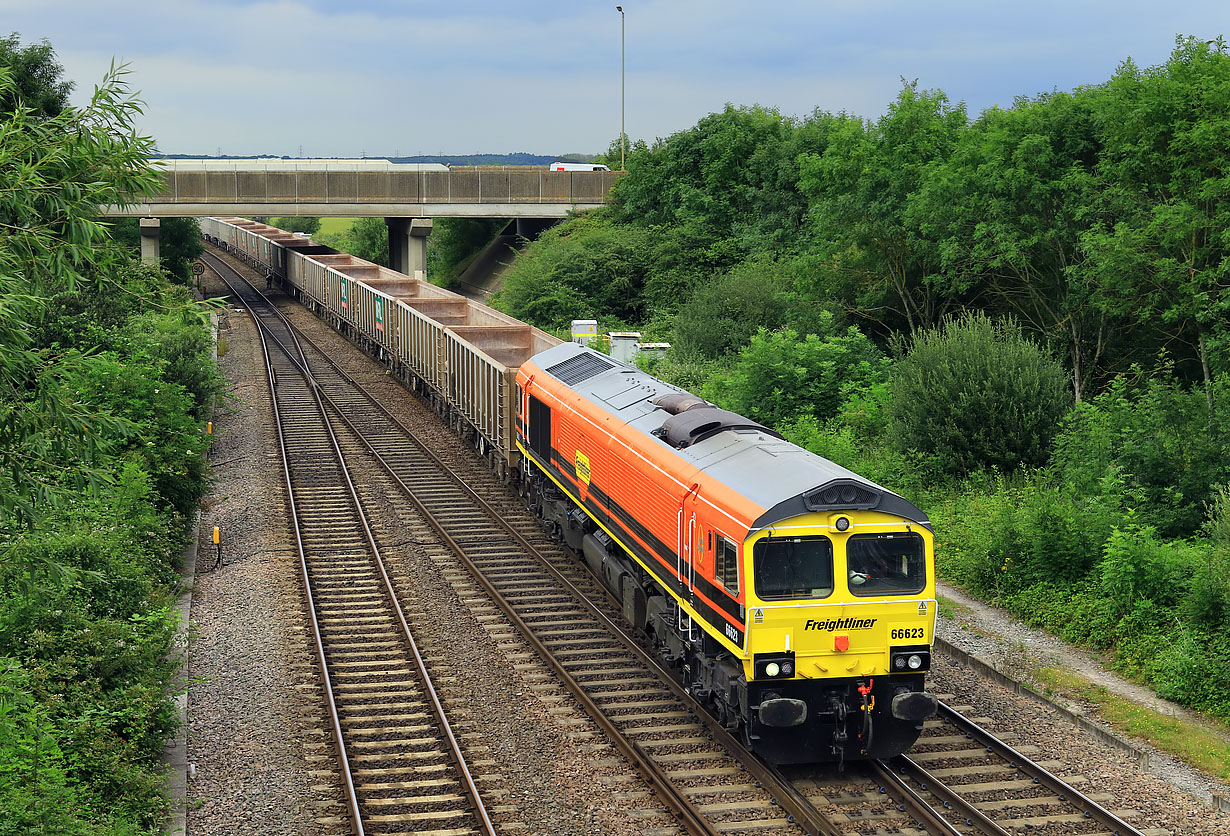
[316,217,358,236]
[936,593,972,620]
[935,593,993,639]
[1030,664,1230,780]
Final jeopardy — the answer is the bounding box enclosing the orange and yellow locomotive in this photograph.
[517,343,937,764]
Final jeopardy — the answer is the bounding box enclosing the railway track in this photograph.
[884,701,1165,835]
[206,252,498,836]
[204,247,1165,836]
[207,250,833,836]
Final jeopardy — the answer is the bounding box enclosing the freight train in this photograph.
[202,216,939,764]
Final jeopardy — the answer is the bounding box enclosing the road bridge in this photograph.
[108,158,621,274]
[104,159,618,219]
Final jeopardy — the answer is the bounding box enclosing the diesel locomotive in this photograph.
[517,342,938,763]
[203,216,939,764]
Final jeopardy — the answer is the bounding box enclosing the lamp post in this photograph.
[616,5,625,170]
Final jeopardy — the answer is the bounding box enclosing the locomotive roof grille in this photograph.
[546,353,616,386]
[803,479,881,511]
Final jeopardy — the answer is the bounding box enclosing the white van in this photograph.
[549,162,611,171]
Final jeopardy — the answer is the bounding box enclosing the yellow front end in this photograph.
[743,510,935,676]
[736,510,937,762]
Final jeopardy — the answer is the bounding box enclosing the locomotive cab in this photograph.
[739,511,938,763]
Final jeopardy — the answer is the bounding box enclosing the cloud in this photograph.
[4,0,1227,155]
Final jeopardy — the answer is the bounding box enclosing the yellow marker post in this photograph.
[206,421,213,436]
[210,526,222,571]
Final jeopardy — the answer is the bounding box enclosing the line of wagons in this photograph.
[200,216,559,479]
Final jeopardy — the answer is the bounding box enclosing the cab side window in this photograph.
[714,533,739,595]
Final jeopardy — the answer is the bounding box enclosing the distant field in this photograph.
[317,217,358,235]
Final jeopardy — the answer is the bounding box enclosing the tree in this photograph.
[913,88,1109,399]
[0,33,73,118]
[1082,37,1230,400]
[315,217,389,267]
[799,83,968,335]
[346,217,390,266]
[611,104,809,247]
[0,62,161,529]
[271,216,320,235]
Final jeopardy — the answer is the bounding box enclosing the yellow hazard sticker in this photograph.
[575,450,591,486]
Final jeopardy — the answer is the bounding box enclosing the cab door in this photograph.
[677,484,700,638]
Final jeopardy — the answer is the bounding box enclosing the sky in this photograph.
[3,1,1228,158]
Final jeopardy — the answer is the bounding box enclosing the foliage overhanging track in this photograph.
[204,251,497,836]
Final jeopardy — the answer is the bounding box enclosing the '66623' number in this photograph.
[890,627,925,640]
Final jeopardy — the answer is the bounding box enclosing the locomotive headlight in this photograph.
[754,652,795,680]
[835,516,850,532]
[890,648,930,673]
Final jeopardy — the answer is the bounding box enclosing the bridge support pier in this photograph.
[139,217,161,266]
[386,217,433,278]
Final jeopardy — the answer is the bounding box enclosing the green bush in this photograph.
[0,662,107,836]
[126,312,223,418]
[495,216,656,329]
[1001,583,1120,649]
[889,314,1071,476]
[1136,629,1230,718]
[65,353,209,522]
[1184,551,1230,629]
[1208,485,1230,546]
[704,316,890,428]
[932,473,1120,598]
[672,256,792,358]
[637,352,725,396]
[1099,524,1177,612]
[33,263,182,353]
[271,216,320,235]
[316,217,390,267]
[0,481,180,831]
[1051,374,1230,537]
[427,218,508,287]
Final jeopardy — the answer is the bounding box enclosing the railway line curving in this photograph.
[206,252,498,836]
[201,246,1166,836]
